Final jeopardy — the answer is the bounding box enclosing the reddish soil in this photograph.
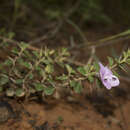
[0,80,130,130]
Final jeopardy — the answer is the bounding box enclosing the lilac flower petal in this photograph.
[102,75,112,89]
[104,83,112,90]
[99,62,106,76]
[104,66,113,75]
[98,62,120,90]
[109,75,120,87]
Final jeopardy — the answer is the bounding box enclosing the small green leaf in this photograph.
[0,64,3,69]
[93,62,100,72]
[15,88,25,97]
[35,66,42,71]
[45,64,54,73]
[8,32,15,39]
[123,51,127,58]
[19,42,29,50]
[44,86,55,95]
[88,76,94,83]
[49,50,55,55]
[66,64,75,75]
[32,51,39,58]
[128,49,130,56]
[77,67,86,75]
[96,78,102,88]
[85,64,91,73]
[108,57,114,66]
[56,74,68,80]
[70,80,76,87]
[4,59,13,66]
[74,82,82,94]
[44,47,49,57]
[23,50,32,58]
[17,58,24,64]
[15,79,23,84]
[22,62,32,69]
[126,59,130,64]
[61,48,70,56]
[0,75,9,85]
[42,59,50,64]
[0,87,3,92]
[34,83,44,91]
[47,75,54,84]
[47,57,53,63]
[112,71,120,78]
[39,48,43,57]
[11,47,19,55]
[6,88,15,97]
[119,64,127,73]
[57,116,64,123]
[38,69,46,77]
[28,73,34,80]
[70,81,82,93]
[29,87,36,94]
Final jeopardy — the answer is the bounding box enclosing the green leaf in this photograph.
[34,83,44,91]
[119,64,127,73]
[77,66,86,75]
[22,62,32,69]
[88,76,94,83]
[61,48,70,56]
[70,81,82,93]
[6,88,15,97]
[15,79,23,84]
[0,64,3,69]
[57,116,64,123]
[29,87,36,94]
[35,66,42,71]
[123,51,127,58]
[112,71,120,78]
[47,75,54,84]
[66,64,75,75]
[39,48,43,58]
[4,59,13,66]
[56,74,68,80]
[17,58,24,64]
[108,57,114,66]
[126,58,130,65]
[15,88,25,97]
[28,73,34,80]
[23,50,32,58]
[7,32,15,39]
[32,51,39,58]
[38,69,46,77]
[19,42,29,50]
[85,64,91,73]
[0,75,9,85]
[128,49,130,56]
[93,61,100,72]
[45,64,54,73]
[44,86,55,95]
[73,82,82,94]
[0,87,3,92]
[49,50,55,55]
[70,80,76,87]
[11,47,19,55]
[47,57,53,63]
[96,79,102,88]
[42,59,50,64]
[44,47,49,57]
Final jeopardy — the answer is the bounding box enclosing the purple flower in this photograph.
[99,62,120,90]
